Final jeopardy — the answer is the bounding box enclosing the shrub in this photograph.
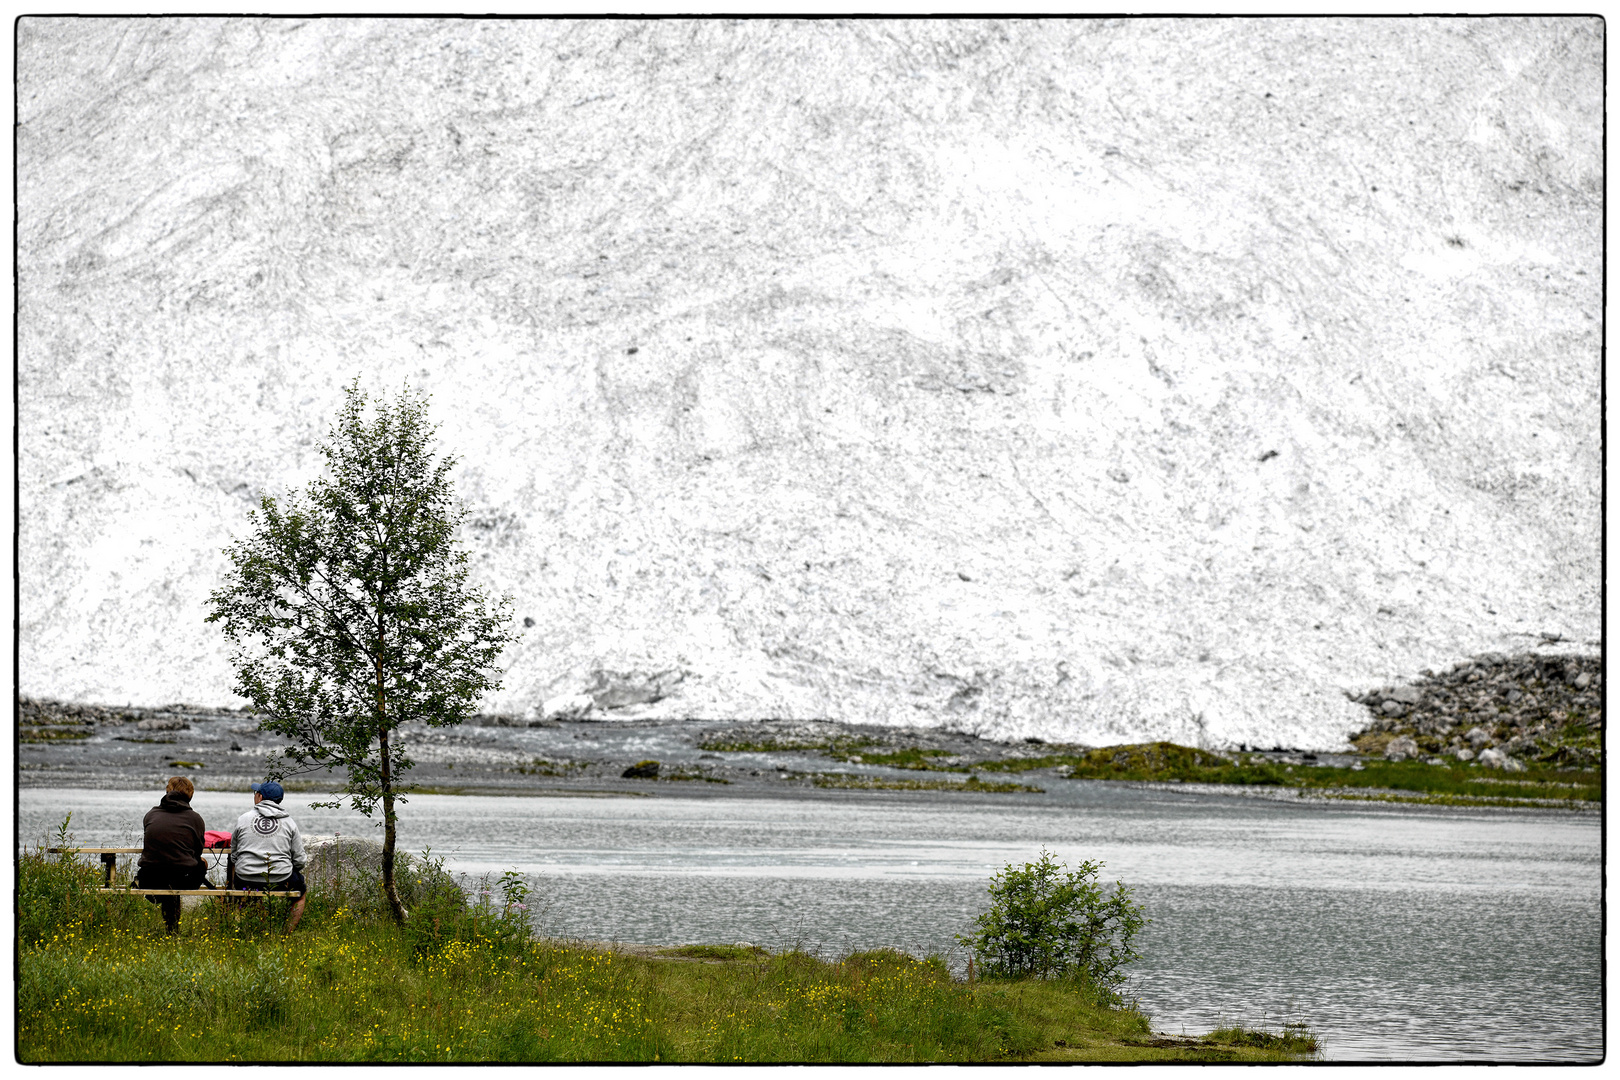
[958,849,1147,994]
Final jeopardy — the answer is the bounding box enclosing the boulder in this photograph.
[1455,748,1475,762]
[586,668,686,710]
[1465,726,1492,747]
[137,717,189,731]
[542,693,596,721]
[1384,736,1420,761]
[1381,701,1407,717]
[303,836,385,889]
[1478,747,1508,769]
[1502,736,1538,758]
[622,760,660,779]
[1389,686,1422,705]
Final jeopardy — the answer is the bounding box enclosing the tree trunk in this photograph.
[377,643,408,925]
[379,721,408,924]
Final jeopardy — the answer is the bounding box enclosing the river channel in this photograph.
[20,782,1600,1062]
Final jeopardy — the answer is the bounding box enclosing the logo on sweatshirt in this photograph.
[252,816,280,835]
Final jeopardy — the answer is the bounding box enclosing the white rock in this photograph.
[541,694,596,721]
[1478,747,1508,769]
[1465,727,1493,747]
[1455,748,1475,762]
[1384,736,1420,761]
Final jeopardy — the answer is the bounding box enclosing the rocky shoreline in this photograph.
[1346,652,1602,770]
[18,650,1601,797]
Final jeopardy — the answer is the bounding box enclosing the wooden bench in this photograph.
[98,893,304,900]
[50,845,236,887]
[50,847,296,896]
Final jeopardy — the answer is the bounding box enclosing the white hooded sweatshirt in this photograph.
[230,799,307,885]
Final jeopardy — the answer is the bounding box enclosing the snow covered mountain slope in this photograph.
[18,18,1601,750]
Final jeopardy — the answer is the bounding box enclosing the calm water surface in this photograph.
[21,783,1600,1062]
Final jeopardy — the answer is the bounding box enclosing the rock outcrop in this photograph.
[585,669,687,711]
[541,693,597,722]
[1349,652,1602,766]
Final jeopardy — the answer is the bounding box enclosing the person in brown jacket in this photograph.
[133,775,208,932]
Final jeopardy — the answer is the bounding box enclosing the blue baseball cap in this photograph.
[251,781,284,802]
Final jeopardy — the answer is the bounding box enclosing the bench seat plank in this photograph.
[99,893,302,900]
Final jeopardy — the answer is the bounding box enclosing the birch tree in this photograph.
[207,381,517,923]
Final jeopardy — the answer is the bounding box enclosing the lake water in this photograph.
[20,783,1601,1062]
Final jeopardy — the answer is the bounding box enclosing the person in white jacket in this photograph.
[229,781,308,930]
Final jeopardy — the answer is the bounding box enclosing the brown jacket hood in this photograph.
[140,792,206,870]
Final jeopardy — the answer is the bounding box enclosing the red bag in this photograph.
[203,830,232,849]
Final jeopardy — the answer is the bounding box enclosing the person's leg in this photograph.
[285,871,308,931]
[137,866,181,933]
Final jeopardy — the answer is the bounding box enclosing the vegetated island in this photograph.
[17,833,1318,1063]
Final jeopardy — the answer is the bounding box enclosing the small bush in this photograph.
[958,849,1147,994]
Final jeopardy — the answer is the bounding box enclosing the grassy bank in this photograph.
[696,735,1599,806]
[977,742,1601,806]
[17,846,1317,1063]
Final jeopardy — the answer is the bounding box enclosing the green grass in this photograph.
[662,772,732,784]
[833,748,957,769]
[16,844,1313,1063]
[956,742,1598,805]
[807,773,1043,794]
[696,736,1597,806]
[1290,758,1598,803]
[511,758,588,777]
[977,742,1274,781]
[696,735,883,755]
[1319,791,1589,809]
[20,728,93,742]
[653,944,770,961]
[1196,1023,1321,1057]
